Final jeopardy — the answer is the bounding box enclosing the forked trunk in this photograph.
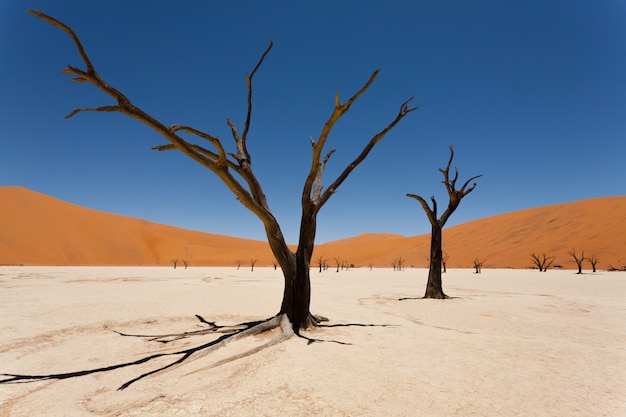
[424,224,446,299]
[277,209,317,332]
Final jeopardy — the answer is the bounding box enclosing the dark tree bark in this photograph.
[407,146,481,299]
[30,10,416,332]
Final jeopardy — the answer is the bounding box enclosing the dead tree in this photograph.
[0,10,417,391]
[316,254,327,273]
[27,11,415,337]
[182,259,188,269]
[333,257,342,273]
[530,252,556,272]
[473,258,486,274]
[442,251,449,273]
[407,146,481,298]
[587,255,599,272]
[172,259,178,269]
[567,249,585,274]
[394,256,405,271]
[250,259,257,272]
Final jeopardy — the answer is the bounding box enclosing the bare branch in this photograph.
[31,9,283,243]
[407,193,437,224]
[460,174,483,194]
[318,95,417,208]
[65,105,122,119]
[312,149,336,201]
[28,9,95,73]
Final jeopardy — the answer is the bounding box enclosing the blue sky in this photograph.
[1,1,624,244]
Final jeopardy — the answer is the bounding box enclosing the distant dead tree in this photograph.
[182,259,188,269]
[272,261,278,270]
[316,255,327,273]
[442,251,449,273]
[407,146,481,298]
[530,252,556,272]
[250,259,257,272]
[235,260,241,270]
[368,262,374,271]
[567,249,585,274]
[341,260,350,271]
[172,259,178,269]
[587,255,599,273]
[12,10,415,390]
[333,257,342,273]
[473,258,486,274]
[394,256,405,271]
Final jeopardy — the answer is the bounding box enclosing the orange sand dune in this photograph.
[319,197,626,269]
[0,186,279,266]
[1,186,624,269]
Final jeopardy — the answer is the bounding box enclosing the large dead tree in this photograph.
[407,146,481,298]
[22,8,415,366]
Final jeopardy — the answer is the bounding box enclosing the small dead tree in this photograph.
[407,146,481,298]
[235,260,241,270]
[10,9,416,390]
[250,259,257,272]
[587,255,599,272]
[172,259,178,269]
[316,255,327,273]
[341,260,350,271]
[394,256,405,271]
[182,259,188,269]
[473,258,486,274]
[567,249,585,274]
[530,253,556,272]
[442,251,449,273]
[333,257,342,273]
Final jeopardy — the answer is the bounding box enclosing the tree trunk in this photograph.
[277,208,317,332]
[424,224,447,299]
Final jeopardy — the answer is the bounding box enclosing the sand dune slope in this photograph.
[317,197,626,269]
[1,186,624,269]
[0,186,276,266]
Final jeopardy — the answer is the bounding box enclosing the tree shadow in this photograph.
[0,316,396,389]
[300,323,398,345]
[0,314,290,390]
[398,295,461,301]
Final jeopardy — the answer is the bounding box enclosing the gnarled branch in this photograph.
[319,95,417,208]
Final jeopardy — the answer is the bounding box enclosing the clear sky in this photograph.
[1,1,625,244]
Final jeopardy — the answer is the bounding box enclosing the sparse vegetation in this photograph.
[530,253,556,272]
[392,256,405,271]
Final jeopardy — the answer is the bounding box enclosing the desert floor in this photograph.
[0,266,624,416]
